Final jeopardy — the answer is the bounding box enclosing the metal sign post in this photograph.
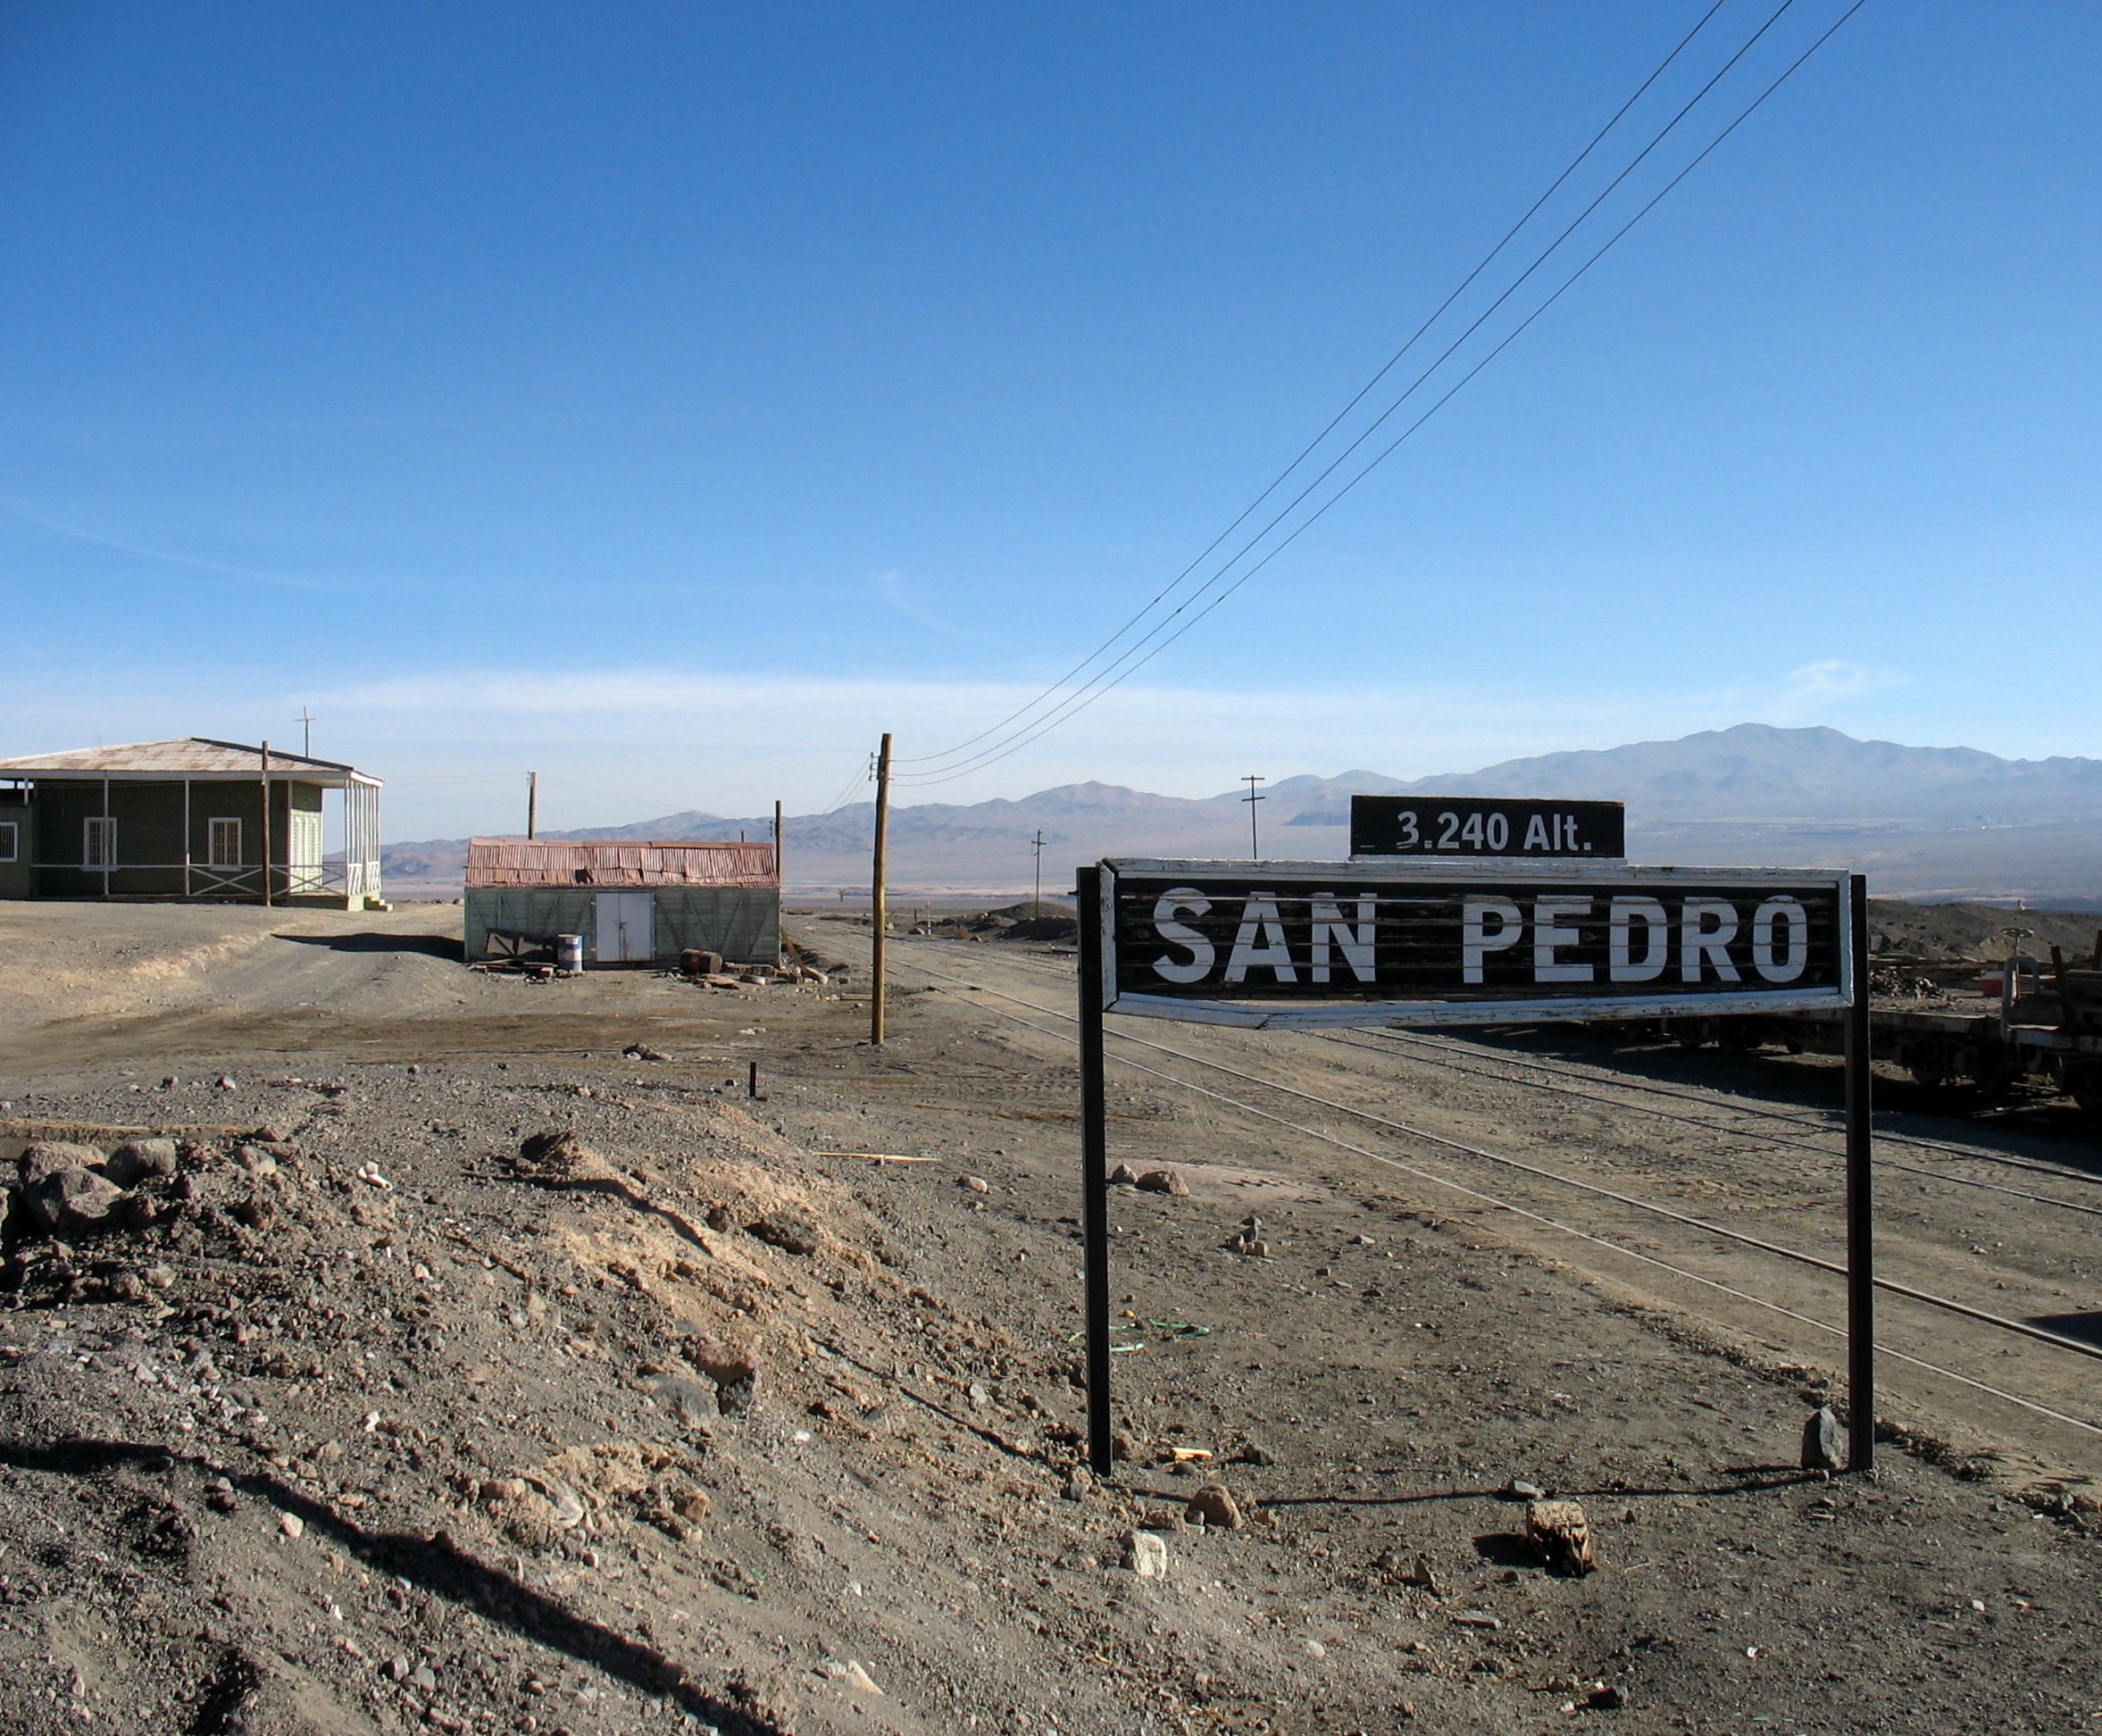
[1078,865,1114,1477]
[1077,855,1873,1481]
[1845,872,1874,1471]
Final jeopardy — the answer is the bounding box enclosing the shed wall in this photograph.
[464,886,780,966]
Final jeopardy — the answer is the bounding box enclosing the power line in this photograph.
[895,0,1866,790]
[892,0,1736,772]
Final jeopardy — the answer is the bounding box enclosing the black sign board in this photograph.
[1097,858,1849,1027]
[1072,855,1874,1489]
[1350,794,1624,859]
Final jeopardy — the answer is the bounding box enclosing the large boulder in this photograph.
[104,1139,179,1187]
[19,1143,106,1188]
[25,1168,127,1236]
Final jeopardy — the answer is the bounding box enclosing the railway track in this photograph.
[844,928,2102,1467]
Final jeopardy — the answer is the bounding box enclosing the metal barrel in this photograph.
[554,933,584,972]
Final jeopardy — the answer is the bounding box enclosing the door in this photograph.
[594,892,655,964]
[288,810,323,894]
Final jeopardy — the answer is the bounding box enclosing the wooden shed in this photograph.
[463,838,779,967]
[0,738,383,908]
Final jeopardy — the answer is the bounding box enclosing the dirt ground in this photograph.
[0,900,2098,1734]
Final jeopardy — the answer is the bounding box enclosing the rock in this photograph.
[233,1146,279,1178]
[1123,1530,1170,1579]
[1229,1440,1276,1466]
[103,1271,150,1304]
[383,1655,411,1683]
[717,1375,757,1416]
[958,1175,989,1193]
[747,1212,821,1256]
[19,1143,105,1187]
[966,1381,992,1409]
[1134,1168,1189,1198]
[1061,1466,1095,1503]
[621,1044,669,1063]
[250,1123,292,1144]
[1505,1478,1546,1500]
[684,1334,759,1388]
[1449,1610,1502,1631]
[1801,1406,1844,1471]
[1185,1482,1243,1531]
[1106,1164,1140,1186]
[214,1075,238,1091]
[25,1168,126,1236]
[1586,1685,1629,1711]
[1527,1499,1596,1576]
[104,1139,179,1186]
[672,1489,712,1524]
[279,1512,304,1539]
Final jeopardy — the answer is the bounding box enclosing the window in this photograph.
[0,822,15,864]
[84,816,115,868]
[209,818,242,867]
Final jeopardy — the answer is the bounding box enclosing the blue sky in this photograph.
[3,2,2097,838]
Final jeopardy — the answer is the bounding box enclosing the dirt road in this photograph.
[0,901,2096,1734]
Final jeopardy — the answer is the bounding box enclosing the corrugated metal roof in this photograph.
[465,838,777,889]
[0,738,373,782]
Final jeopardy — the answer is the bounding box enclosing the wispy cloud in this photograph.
[868,567,998,642]
[4,500,335,593]
[1776,658,1904,712]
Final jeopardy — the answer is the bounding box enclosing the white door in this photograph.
[288,810,323,893]
[595,892,655,964]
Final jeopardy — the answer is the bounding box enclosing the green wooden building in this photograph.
[0,738,383,907]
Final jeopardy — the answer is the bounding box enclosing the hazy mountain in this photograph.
[381,724,2102,907]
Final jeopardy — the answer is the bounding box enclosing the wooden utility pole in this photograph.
[773,798,786,967]
[260,741,273,907]
[1031,829,1047,908]
[1240,773,1266,857]
[871,734,893,1045]
[527,772,538,839]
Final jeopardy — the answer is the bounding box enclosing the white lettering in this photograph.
[1223,894,1296,983]
[1151,889,1214,984]
[1310,896,1377,984]
[1461,897,1523,983]
[1608,896,1669,981]
[1681,898,1741,982]
[1750,896,1807,982]
[1522,814,1551,852]
[1532,897,1592,982]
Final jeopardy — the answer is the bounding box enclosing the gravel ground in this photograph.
[0,902,2096,1732]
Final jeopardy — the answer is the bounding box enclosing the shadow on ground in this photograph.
[0,1436,782,1735]
[274,931,465,961]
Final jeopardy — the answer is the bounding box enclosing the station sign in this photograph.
[1097,857,1851,1028]
[1350,794,1625,860]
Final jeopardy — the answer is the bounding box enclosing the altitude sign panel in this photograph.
[1350,795,1625,860]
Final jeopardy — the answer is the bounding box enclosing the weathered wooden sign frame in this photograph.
[1075,856,1875,1480]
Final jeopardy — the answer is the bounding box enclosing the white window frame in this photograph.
[84,816,115,869]
[209,817,242,867]
[0,821,15,864]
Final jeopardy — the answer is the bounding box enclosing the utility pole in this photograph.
[297,708,315,758]
[1241,774,1266,858]
[773,798,785,967]
[260,740,273,907]
[1031,829,1047,908]
[527,772,538,840]
[871,735,893,1046]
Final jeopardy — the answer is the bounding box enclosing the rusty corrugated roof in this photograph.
[0,738,372,781]
[465,839,777,889]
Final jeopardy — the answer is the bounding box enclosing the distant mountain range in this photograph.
[381,724,2102,907]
